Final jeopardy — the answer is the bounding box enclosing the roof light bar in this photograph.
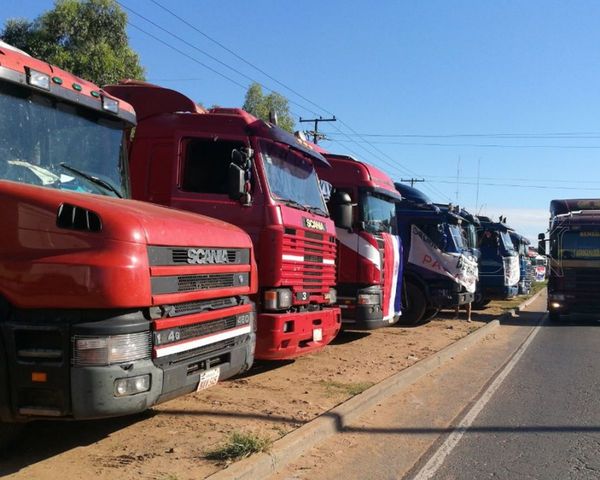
[26,68,50,91]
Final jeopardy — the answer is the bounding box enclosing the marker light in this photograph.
[26,68,50,90]
[101,96,119,114]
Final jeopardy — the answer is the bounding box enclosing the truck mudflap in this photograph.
[255,307,341,360]
[70,332,255,419]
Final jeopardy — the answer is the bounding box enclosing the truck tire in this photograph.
[397,282,427,326]
[422,308,440,322]
[472,292,491,310]
[0,422,22,450]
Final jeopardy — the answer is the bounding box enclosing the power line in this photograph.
[421,174,600,184]
[429,180,600,191]
[326,131,600,139]
[319,140,600,149]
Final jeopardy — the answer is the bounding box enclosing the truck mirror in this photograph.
[228,163,245,201]
[330,191,353,230]
[538,240,546,256]
[538,233,545,241]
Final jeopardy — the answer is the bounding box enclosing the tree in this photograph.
[1,0,144,86]
[243,82,295,133]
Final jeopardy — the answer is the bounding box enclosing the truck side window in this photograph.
[182,138,246,194]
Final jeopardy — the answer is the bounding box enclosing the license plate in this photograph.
[196,367,220,392]
[313,328,323,342]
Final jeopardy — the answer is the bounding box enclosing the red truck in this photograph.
[103,81,343,360]
[0,43,257,444]
[315,153,403,329]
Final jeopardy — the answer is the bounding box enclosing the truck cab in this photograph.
[474,216,519,307]
[541,199,600,321]
[315,153,402,329]
[394,184,477,324]
[104,82,341,360]
[0,43,257,440]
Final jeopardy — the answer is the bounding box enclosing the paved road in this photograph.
[415,314,600,480]
[274,296,549,480]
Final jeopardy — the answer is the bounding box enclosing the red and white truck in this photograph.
[315,153,403,329]
[104,81,343,360]
[0,43,257,444]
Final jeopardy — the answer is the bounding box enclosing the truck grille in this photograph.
[148,246,250,266]
[563,267,600,307]
[151,273,249,295]
[169,297,238,317]
[154,316,238,346]
[281,226,336,294]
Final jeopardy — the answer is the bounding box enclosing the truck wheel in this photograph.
[472,292,491,310]
[0,422,22,450]
[422,308,440,322]
[397,282,427,326]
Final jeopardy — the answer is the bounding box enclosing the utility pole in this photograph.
[299,116,336,144]
[400,178,425,188]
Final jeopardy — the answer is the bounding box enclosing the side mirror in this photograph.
[538,233,546,256]
[330,191,353,230]
[228,163,245,201]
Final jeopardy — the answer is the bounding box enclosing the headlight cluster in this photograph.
[357,293,380,305]
[264,288,293,311]
[73,332,151,366]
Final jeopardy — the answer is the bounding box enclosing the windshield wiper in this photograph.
[279,198,309,211]
[307,206,329,217]
[60,163,122,198]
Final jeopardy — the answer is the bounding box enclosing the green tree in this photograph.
[243,82,295,133]
[1,0,144,86]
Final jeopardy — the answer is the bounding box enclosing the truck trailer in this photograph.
[0,43,257,444]
[315,153,402,329]
[104,81,342,360]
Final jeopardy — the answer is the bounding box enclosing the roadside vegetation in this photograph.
[205,431,271,464]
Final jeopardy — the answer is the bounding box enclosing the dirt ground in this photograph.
[0,295,536,480]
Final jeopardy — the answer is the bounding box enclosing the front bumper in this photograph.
[70,331,254,419]
[255,307,341,360]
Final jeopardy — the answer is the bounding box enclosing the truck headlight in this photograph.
[358,293,380,305]
[73,332,151,366]
[325,288,337,304]
[264,288,293,310]
[114,375,151,397]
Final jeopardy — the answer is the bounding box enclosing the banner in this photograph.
[503,255,520,287]
[407,225,478,293]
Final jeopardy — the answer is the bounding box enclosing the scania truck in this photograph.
[314,153,402,329]
[474,216,519,307]
[0,43,257,444]
[104,81,342,360]
[394,184,478,324]
[540,199,600,321]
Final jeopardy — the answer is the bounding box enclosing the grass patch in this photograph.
[320,380,375,397]
[205,431,271,463]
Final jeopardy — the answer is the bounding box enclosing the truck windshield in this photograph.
[500,231,515,253]
[259,139,327,213]
[360,192,396,234]
[464,223,478,250]
[559,231,600,260]
[447,224,465,252]
[0,82,129,198]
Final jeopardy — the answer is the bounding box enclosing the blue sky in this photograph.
[4,0,600,241]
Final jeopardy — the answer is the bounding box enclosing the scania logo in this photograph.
[187,248,230,264]
[303,218,326,231]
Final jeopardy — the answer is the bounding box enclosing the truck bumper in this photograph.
[70,332,255,419]
[255,307,341,360]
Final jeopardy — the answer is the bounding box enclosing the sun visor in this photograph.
[247,120,331,167]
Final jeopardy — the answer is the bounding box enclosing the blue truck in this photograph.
[394,184,477,324]
[473,216,520,308]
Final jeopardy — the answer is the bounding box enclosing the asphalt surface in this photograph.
[274,297,548,480]
[418,314,600,480]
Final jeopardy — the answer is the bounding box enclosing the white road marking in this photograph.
[410,316,545,480]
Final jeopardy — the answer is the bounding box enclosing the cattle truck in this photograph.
[103,81,342,360]
[314,153,402,329]
[0,43,257,445]
[540,199,600,321]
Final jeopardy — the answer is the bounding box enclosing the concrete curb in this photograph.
[515,286,546,313]
[207,318,503,480]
